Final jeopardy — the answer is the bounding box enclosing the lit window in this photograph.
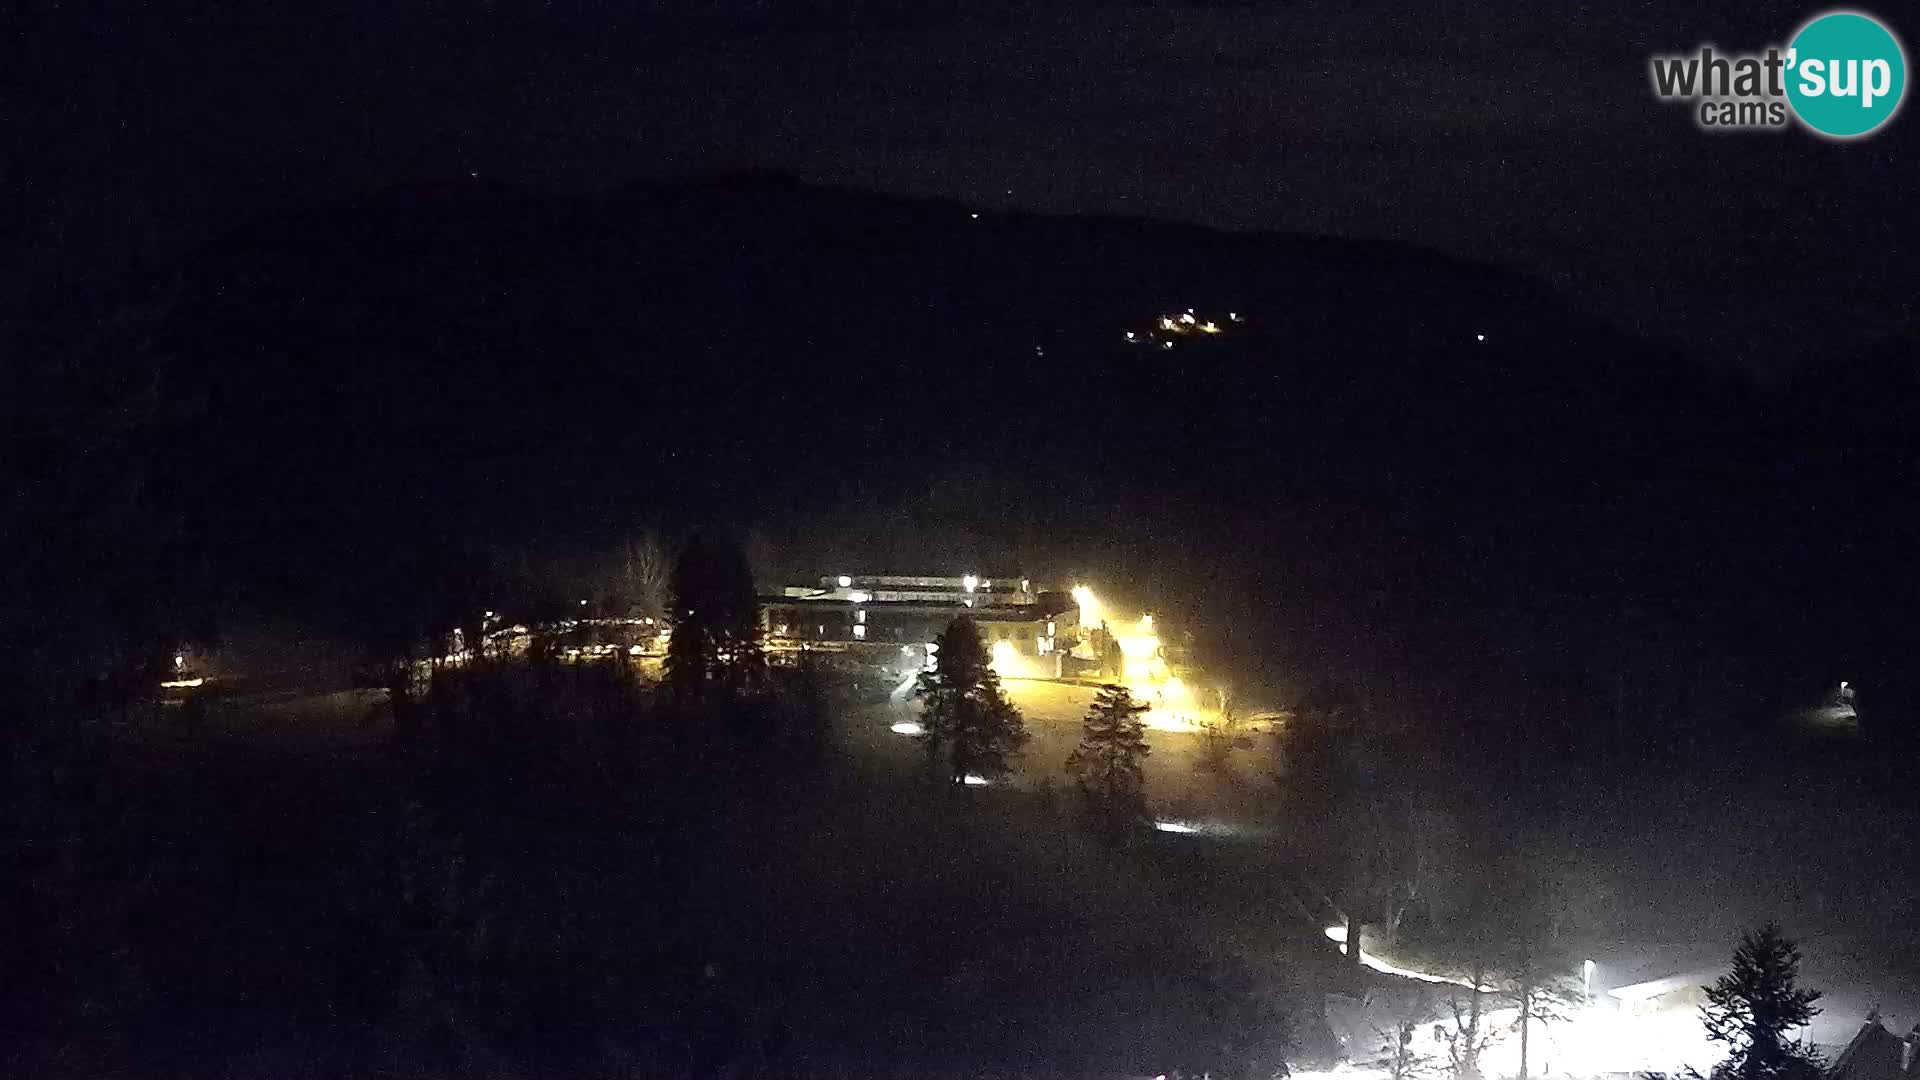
[837,575,852,587]
[856,609,866,624]
[853,624,866,639]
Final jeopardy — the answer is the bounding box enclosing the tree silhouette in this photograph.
[663,532,764,700]
[1699,923,1824,1080]
[1283,682,1423,978]
[618,531,672,619]
[1064,683,1152,834]
[915,617,1028,784]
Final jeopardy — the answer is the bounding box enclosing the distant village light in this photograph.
[962,573,978,593]
[837,575,852,587]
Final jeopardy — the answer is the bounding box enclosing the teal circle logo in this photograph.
[1786,11,1907,138]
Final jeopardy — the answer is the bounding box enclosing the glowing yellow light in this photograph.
[160,677,205,689]
[1071,584,1101,628]
[989,639,1042,679]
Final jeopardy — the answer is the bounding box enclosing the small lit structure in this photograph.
[1126,308,1245,348]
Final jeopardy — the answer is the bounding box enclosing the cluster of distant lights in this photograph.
[1123,309,1243,350]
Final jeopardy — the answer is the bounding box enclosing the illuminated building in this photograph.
[761,573,1080,665]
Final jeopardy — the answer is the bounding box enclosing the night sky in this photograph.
[11,0,1914,377]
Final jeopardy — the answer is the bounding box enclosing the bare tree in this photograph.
[1365,988,1444,1080]
[1283,683,1428,975]
[1439,971,1497,1080]
[1195,685,1244,770]
[621,531,672,619]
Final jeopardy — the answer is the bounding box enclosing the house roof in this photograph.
[1827,1019,1917,1080]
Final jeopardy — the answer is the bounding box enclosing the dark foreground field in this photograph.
[4,669,1336,1080]
[8,664,1916,1078]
